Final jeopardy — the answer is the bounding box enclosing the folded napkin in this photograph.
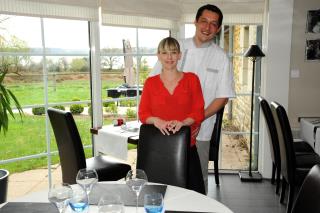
[89,183,167,206]
[0,202,58,213]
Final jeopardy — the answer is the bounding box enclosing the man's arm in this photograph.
[204,97,228,119]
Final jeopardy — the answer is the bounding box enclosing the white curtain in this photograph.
[0,0,99,21]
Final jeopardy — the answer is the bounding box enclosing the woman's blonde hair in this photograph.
[157,37,180,53]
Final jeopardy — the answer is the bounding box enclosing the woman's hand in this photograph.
[153,118,171,135]
[168,120,184,134]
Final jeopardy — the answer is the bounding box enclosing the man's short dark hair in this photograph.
[195,4,223,27]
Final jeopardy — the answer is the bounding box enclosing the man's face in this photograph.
[194,9,221,44]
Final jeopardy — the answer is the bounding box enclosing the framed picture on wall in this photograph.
[305,39,320,60]
[306,10,320,33]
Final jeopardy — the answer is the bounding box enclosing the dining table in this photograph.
[300,117,320,155]
[94,121,141,160]
[1,181,234,213]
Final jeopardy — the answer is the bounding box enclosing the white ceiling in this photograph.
[178,0,265,14]
[29,0,265,20]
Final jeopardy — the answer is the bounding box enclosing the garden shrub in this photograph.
[88,105,92,116]
[120,99,136,107]
[52,105,65,111]
[70,104,84,114]
[32,107,45,115]
[103,98,115,107]
[126,108,136,118]
[105,104,117,114]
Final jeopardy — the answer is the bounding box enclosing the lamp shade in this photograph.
[244,45,265,58]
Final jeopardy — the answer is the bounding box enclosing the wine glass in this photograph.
[125,169,148,213]
[48,183,73,213]
[69,184,89,213]
[98,194,124,213]
[76,168,98,197]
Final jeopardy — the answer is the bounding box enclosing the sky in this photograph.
[0,14,195,68]
[0,15,187,50]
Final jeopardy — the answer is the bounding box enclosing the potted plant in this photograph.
[0,71,24,133]
[0,169,9,204]
[0,71,24,203]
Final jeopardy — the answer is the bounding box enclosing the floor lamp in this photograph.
[239,44,265,182]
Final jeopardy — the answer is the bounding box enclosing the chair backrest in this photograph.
[209,107,225,161]
[292,164,320,213]
[258,96,281,169]
[47,108,86,184]
[136,124,190,188]
[270,102,296,183]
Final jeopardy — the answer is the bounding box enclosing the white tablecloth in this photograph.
[94,121,141,160]
[300,118,320,154]
[9,182,233,213]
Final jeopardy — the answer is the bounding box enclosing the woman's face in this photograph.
[157,49,181,71]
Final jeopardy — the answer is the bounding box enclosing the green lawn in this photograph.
[0,114,92,173]
[8,79,122,105]
[0,114,137,174]
[1,75,138,174]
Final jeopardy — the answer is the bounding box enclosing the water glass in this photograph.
[76,168,98,196]
[144,193,164,213]
[98,194,124,213]
[48,183,73,213]
[69,185,89,213]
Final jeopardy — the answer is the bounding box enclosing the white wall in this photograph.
[259,0,294,178]
[288,0,320,128]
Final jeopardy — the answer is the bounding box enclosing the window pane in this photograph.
[100,26,136,53]
[0,15,42,50]
[43,18,89,52]
[185,24,195,38]
[47,56,90,103]
[138,28,169,54]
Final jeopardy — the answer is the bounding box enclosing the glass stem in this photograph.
[136,194,139,213]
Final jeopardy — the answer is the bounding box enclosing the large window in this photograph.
[0,15,92,178]
[100,26,169,125]
[185,23,263,171]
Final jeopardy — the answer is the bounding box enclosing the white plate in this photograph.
[121,124,139,132]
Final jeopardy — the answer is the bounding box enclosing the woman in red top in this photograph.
[138,37,205,194]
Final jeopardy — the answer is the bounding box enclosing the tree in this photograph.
[101,47,122,70]
[101,56,120,70]
[70,57,89,72]
[140,57,149,71]
[57,57,68,72]
[0,35,30,75]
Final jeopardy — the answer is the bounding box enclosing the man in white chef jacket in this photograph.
[150,4,235,194]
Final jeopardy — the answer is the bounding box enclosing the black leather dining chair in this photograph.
[136,124,191,188]
[259,97,314,194]
[209,106,224,185]
[270,102,320,213]
[291,164,320,213]
[47,108,131,184]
